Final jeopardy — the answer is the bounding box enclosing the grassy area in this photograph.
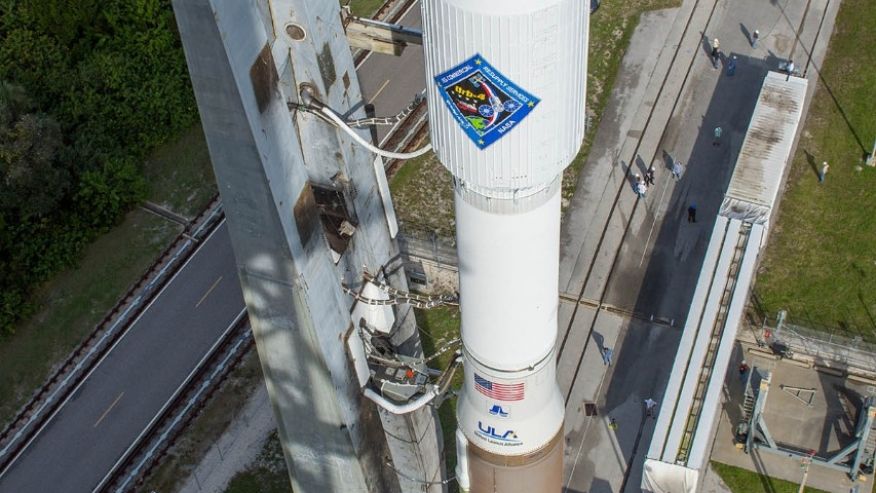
[755,0,876,341]
[343,0,387,18]
[225,432,292,493]
[711,462,830,493]
[389,0,682,231]
[389,151,456,236]
[415,307,462,492]
[142,349,266,492]
[0,210,180,426]
[143,124,218,219]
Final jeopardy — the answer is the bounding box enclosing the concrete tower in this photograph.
[173,1,444,491]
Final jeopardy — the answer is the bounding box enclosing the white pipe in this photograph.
[363,386,439,415]
[455,428,471,492]
[320,106,433,160]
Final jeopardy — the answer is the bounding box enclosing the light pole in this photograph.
[798,449,816,493]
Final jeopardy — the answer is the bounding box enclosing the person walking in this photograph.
[710,37,720,66]
[671,159,684,179]
[644,398,658,418]
[751,29,760,48]
[738,360,750,383]
[818,161,829,183]
[727,55,738,76]
[634,174,648,198]
[602,347,613,366]
[608,417,618,431]
[645,166,656,186]
[712,126,722,146]
[687,203,697,223]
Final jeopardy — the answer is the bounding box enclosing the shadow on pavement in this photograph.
[596,50,796,490]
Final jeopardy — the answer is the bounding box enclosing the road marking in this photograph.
[195,276,223,308]
[93,308,247,493]
[93,392,124,428]
[0,220,228,482]
[368,79,391,104]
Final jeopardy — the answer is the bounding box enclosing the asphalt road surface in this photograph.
[0,223,244,493]
[356,3,425,143]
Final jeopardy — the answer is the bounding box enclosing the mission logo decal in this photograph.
[434,54,539,150]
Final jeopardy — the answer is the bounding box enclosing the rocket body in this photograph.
[421,0,588,491]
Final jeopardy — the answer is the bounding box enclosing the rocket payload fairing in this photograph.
[421,0,588,491]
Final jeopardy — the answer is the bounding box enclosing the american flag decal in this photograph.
[474,374,524,401]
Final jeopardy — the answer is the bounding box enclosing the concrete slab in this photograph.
[701,463,732,493]
[570,0,728,312]
[558,303,598,396]
[562,308,624,408]
[712,349,876,493]
[555,0,844,490]
[562,318,681,493]
[559,6,680,297]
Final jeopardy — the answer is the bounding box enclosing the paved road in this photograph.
[0,223,244,493]
[356,3,425,143]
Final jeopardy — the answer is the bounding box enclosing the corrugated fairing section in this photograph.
[720,71,808,224]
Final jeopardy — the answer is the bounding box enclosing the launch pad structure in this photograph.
[173,1,444,492]
[174,0,588,491]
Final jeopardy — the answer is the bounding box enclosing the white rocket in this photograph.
[421,0,588,491]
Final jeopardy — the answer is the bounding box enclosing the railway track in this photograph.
[552,0,829,488]
[557,0,725,407]
[557,0,827,403]
[383,97,430,177]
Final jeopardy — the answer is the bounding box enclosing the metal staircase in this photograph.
[741,382,755,422]
[863,405,876,473]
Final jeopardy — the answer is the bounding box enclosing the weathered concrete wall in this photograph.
[173,0,444,491]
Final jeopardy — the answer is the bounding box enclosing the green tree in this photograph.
[0,81,70,219]
[0,0,198,334]
[75,156,146,228]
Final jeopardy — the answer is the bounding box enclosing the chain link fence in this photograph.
[396,221,458,293]
[771,322,876,373]
[748,291,876,373]
[397,221,457,266]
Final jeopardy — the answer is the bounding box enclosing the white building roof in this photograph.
[720,72,808,224]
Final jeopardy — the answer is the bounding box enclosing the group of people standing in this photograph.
[632,158,684,199]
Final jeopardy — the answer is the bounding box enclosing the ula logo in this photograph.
[488,405,509,418]
[476,421,521,445]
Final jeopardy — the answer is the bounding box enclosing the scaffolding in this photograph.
[741,368,876,479]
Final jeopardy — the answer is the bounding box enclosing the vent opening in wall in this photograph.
[311,184,357,258]
[409,270,428,286]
